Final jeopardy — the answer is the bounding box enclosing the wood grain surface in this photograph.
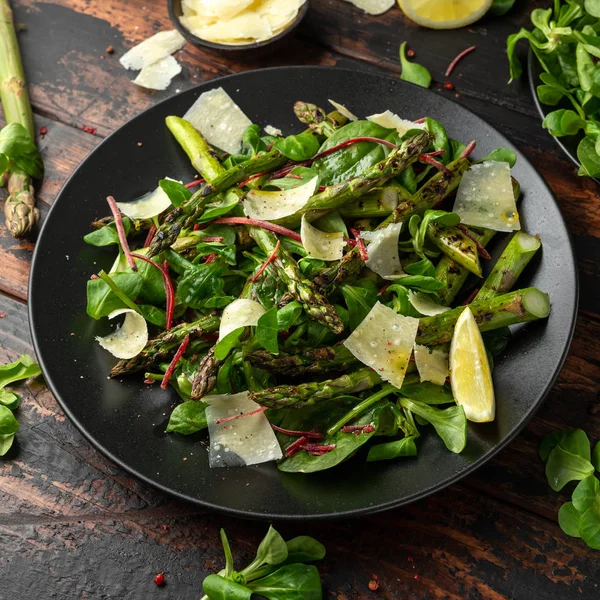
[1,1,599,598]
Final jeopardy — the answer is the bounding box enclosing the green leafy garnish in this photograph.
[273,133,320,161]
[199,526,325,600]
[159,178,192,207]
[0,123,44,179]
[539,428,600,549]
[165,400,208,434]
[367,435,418,462]
[0,354,39,457]
[399,42,432,88]
[256,306,279,354]
[507,1,600,176]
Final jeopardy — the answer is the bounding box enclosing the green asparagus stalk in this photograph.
[165,116,223,182]
[246,345,357,377]
[275,132,431,228]
[1,0,40,238]
[475,231,541,302]
[315,155,467,293]
[427,222,482,277]
[110,314,220,377]
[170,234,203,254]
[148,150,287,256]
[191,346,218,400]
[381,157,469,228]
[250,225,345,334]
[190,279,256,399]
[339,184,412,219]
[435,177,522,305]
[91,215,153,232]
[152,106,352,256]
[164,112,344,338]
[294,101,339,137]
[416,287,550,346]
[435,227,493,305]
[249,367,383,409]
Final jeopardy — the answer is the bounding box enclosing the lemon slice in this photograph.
[398,0,493,30]
[449,306,495,422]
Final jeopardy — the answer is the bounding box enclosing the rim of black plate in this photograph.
[28,66,580,520]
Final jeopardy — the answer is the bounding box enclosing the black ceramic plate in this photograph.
[29,67,578,520]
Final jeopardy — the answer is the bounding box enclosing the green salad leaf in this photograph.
[399,42,432,88]
[165,400,208,434]
[507,1,600,176]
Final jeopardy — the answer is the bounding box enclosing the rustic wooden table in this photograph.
[1,1,599,598]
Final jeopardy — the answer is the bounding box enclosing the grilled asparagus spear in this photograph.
[246,345,357,377]
[110,314,220,377]
[315,156,469,293]
[417,287,550,346]
[249,367,383,409]
[274,132,431,229]
[475,231,541,302]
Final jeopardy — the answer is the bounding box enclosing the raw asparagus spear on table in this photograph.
[0,0,43,238]
[85,94,551,472]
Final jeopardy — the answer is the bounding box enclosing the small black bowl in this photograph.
[168,0,309,52]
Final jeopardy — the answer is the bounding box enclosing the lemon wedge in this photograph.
[398,0,493,30]
[449,306,495,422]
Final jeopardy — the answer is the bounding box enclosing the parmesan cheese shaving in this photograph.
[361,223,404,280]
[195,13,274,44]
[244,176,318,221]
[453,161,521,232]
[328,99,358,121]
[120,30,186,71]
[183,87,253,155]
[414,344,449,386]
[408,291,451,316]
[133,55,182,91]
[219,299,266,341]
[95,309,148,360]
[116,178,178,219]
[205,392,283,468]
[341,0,395,16]
[197,0,255,20]
[343,302,419,389]
[367,110,426,137]
[301,215,345,261]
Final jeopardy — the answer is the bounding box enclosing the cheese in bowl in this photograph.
[180,0,307,46]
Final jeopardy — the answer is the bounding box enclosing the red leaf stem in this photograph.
[213,217,302,242]
[252,240,281,282]
[160,334,190,390]
[106,195,137,271]
[445,45,477,77]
